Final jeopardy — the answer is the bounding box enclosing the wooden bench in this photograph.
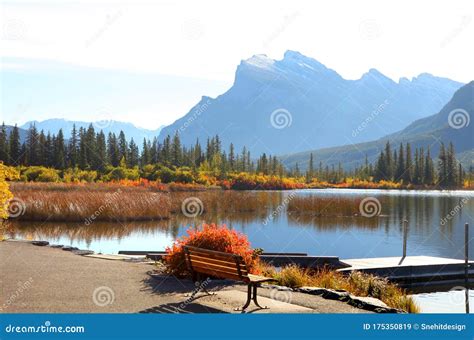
[184,246,277,311]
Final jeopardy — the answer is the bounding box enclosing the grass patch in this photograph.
[263,264,419,313]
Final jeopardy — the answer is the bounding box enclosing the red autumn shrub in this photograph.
[164,223,261,276]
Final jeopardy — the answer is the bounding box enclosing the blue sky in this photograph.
[1,0,473,128]
[1,57,228,129]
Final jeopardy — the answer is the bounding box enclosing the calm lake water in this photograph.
[9,189,473,260]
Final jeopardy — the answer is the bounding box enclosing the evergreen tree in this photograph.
[424,147,434,185]
[0,123,8,163]
[128,138,139,167]
[8,125,21,165]
[306,153,314,183]
[68,124,79,167]
[53,129,66,169]
[25,124,40,166]
[437,143,448,187]
[403,143,412,183]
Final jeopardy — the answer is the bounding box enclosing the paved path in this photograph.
[0,241,368,313]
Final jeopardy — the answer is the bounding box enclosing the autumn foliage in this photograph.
[164,223,261,276]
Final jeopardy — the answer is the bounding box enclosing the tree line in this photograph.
[0,123,285,177]
[0,123,469,188]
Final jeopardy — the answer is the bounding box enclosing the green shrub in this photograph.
[22,166,59,182]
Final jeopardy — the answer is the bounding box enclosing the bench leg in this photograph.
[252,284,268,309]
[234,284,252,311]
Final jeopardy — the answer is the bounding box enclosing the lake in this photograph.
[8,189,473,260]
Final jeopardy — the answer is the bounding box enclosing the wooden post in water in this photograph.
[398,220,408,265]
[402,220,408,258]
[465,223,470,314]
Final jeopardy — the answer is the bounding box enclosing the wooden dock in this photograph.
[339,256,474,288]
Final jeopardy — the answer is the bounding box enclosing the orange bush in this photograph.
[164,223,261,276]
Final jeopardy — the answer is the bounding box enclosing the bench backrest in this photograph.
[184,246,250,283]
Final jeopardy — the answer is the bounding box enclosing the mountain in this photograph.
[159,50,463,155]
[4,125,28,143]
[20,119,164,144]
[282,81,474,170]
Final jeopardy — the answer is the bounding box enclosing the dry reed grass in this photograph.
[265,264,419,313]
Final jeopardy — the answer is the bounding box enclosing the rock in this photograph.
[31,241,49,246]
[295,286,326,295]
[348,295,399,313]
[72,250,94,256]
[262,284,293,291]
[62,246,79,251]
[321,289,350,301]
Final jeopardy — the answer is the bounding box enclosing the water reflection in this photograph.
[6,189,473,259]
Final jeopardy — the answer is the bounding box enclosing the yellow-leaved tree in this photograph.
[0,163,19,219]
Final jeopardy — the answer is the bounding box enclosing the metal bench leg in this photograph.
[252,284,268,309]
[235,284,252,311]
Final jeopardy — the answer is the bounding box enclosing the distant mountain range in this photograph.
[20,119,164,144]
[282,81,474,170]
[158,50,463,155]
